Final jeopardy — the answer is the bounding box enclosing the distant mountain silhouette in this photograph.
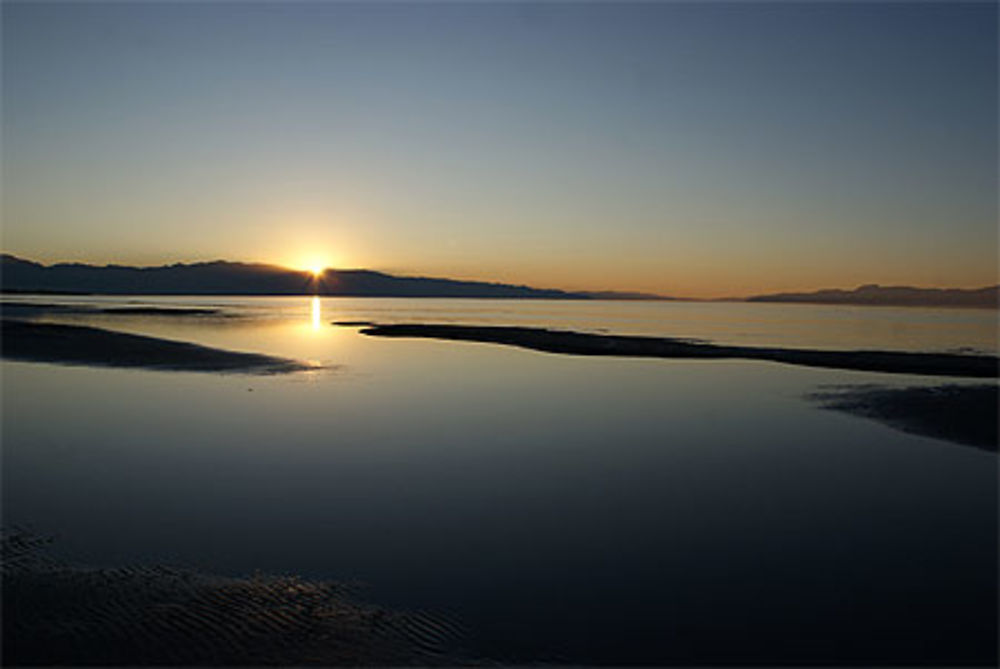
[0,254,598,299]
[578,290,675,301]
[746,284,999,308]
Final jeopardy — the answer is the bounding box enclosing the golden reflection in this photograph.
[311,296,321,331]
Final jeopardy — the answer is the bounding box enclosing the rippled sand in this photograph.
[2,529,470,666]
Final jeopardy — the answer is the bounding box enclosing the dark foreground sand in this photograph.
[1,319,312,374]
[810,384,998,451]
[354,323,999,378]
[2,530,468,666]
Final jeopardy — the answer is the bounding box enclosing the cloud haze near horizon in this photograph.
[2,2,996,297]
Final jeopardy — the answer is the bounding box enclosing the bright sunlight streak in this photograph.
[311,296,321,330]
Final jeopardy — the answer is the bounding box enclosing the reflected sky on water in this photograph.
[2,297,996,664]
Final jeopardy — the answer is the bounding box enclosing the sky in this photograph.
[2,1,996,297]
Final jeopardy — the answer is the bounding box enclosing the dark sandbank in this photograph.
[0,288,90,295]
[810,384,998,451]
[0,301,81,315]
[333,320,375,327]
[355,323,999,378]
[98,306,222,315]
[2,529,467,666]
[1,301,221,316]
[1,319,312,374]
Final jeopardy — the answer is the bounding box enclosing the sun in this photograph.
[296,256,332,277]
[287,250,338,278]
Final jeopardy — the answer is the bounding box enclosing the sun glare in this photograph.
[311,295,321,330]
[291,254,334,277]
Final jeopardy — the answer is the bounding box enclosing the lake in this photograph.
[2,296,997,664]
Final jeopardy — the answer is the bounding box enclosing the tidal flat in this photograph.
[2,529,468,666]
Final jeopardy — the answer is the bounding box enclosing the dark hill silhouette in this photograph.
[1,254,591,298]
[578,290,675,301]
[746,283,999,308]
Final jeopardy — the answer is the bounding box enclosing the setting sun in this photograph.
[292,254,335,277]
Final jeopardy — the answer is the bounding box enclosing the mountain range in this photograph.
[0,254,658,300]
[746,283,999,308]
[2,255,995,306]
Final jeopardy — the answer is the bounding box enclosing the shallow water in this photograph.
[4,294,999,354]
[2,297,997,664]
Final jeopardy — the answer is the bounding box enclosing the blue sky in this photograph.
[2,1,996,295]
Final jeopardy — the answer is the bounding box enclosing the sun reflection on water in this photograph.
[311,296,321,331]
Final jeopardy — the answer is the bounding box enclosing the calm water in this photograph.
[3,297,997,664]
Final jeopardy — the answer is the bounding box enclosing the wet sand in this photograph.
[1,319,312,374]
[810,384,998,451]
[354,323,999,378]
[2,530,468,666]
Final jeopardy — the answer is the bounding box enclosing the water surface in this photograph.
[3,297,996,664]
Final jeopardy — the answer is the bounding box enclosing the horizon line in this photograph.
[2,251,997,302]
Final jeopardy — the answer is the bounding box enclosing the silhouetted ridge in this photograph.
[746,283,999,308]
[1,254,588,298]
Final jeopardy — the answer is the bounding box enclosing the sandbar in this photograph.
[354,323,999,378]
[1,319,311,374]
[1,302,221,316]
[809,384,997,451]
[98,306,222,315]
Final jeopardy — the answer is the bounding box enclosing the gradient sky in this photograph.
[2,1,996,297]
